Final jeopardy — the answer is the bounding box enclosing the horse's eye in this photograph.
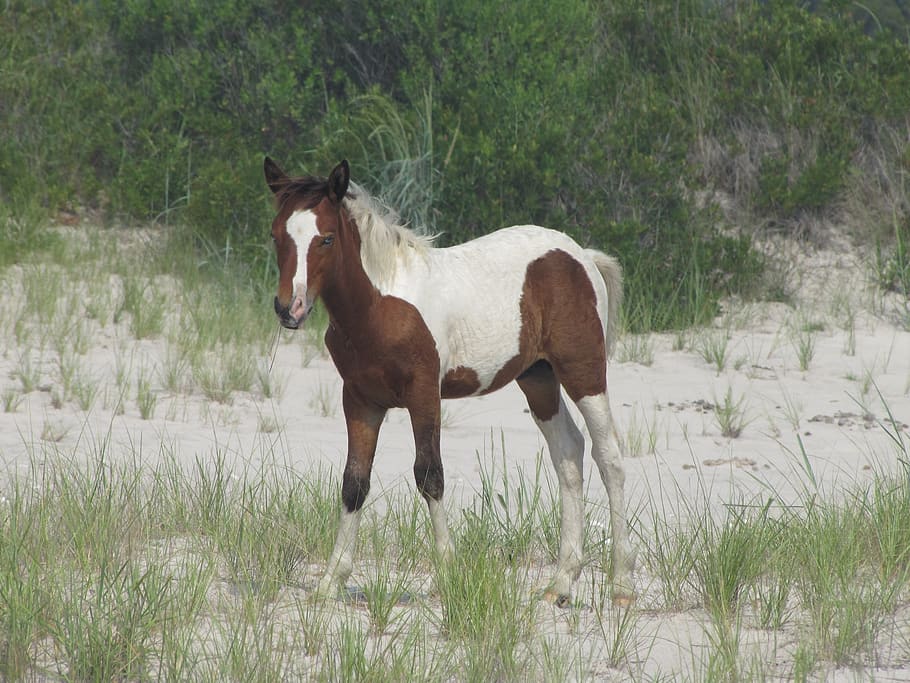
[322,235,335,246]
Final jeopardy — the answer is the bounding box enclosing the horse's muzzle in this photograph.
[274,296,300,330]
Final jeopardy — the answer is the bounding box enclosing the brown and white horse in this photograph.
[265,158,635,605]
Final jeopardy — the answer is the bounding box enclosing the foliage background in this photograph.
[2,0,909,329]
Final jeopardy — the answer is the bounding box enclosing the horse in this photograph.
[264,158,635,606]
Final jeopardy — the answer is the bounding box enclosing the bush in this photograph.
[876,217,910,296]
[2,0,908,330]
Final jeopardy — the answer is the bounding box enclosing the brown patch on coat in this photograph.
[441,366,481,399]
[319,215,443,411]
[486,249,607,402]
[516,360,561,422]
[324,294,442,410]
[437,249,607,407]
[520,249,607,402]
[418,245,608,405]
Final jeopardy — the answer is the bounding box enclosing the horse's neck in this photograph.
[320,235,380,337]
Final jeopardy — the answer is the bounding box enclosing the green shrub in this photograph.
[876,217,910,296]
[2,0,908,330]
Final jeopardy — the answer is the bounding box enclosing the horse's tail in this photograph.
[586,250,623,359]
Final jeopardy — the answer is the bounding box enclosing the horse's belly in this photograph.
[437,304,527,398]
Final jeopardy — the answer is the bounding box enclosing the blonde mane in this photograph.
[344,183,436,288]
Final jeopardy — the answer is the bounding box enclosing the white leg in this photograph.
[577,392,636,604]
[316,507,361,597]
[427,497,454,561]
[534,396,586,604]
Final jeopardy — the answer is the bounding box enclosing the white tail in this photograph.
[586,250,623,358]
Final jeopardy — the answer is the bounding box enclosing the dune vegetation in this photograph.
[2,1,910,680]
[2,0,909,329]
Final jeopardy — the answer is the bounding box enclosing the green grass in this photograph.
[433,539,536,681]
[49,555,205,681]
[72,369,100,412]
[136,368,157,419]
[467,434,561,564]
[789,504,899,666]
[0,415,908,680]
[592,590,640,668]
[637,413,910,679]
[160,344,193,394]
[617,333,655,366]
[696,328,731,375]
[213,481,309,602]
[308,379,338,418]
[256,358,287,400]
[875,218,910,298]
[1,217,910,680]
[0,202,56,269]
[117,275,167,340]
[1,388,22,413]
[776,384,804,432]
[0,222,282,419]
[694,502,776,621]
[714,386,751,439]
[625,404,663,457]
[12,352,41,394]
[359,560,410,635]
[0,419,588,679]
[791,317,818,372]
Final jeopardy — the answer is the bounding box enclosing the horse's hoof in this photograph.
[612,594,635,608]
[611,584,636,607]
[540,589,573,608]
[311,580,341,602]
[341,585,368,603]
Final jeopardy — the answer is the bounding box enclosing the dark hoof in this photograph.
[342,585,368,603]
[541,589,573,608]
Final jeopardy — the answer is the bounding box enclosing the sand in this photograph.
[1,235,909,679]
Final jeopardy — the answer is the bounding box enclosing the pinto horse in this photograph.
[265,158,635,605]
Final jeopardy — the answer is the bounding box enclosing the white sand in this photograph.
[1,238,908,679]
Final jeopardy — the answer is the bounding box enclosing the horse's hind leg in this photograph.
[576,391,636,605]
[517,361,585,606]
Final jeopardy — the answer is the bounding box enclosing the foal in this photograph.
[265,158,635,605]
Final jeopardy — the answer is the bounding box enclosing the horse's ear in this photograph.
[264,157,288,195]
[328,160,350,203]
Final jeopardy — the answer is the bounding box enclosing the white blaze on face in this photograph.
[285,209,320,320]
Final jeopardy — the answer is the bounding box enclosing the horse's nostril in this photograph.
[289,296,306,321]
[274,296,300,329]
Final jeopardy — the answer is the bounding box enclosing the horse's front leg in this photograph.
[408,399,454,562]
[316,385,386,598]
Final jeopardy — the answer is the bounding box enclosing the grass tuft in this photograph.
[136,370,157,420]
[714,387,751,439]
[696,329,730,375]
[433,541,536,682]
[117,276,167,340]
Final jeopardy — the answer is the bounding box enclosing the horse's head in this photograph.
[264,158,350,329]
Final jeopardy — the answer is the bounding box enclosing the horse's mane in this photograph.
[344,182,436,288]
[274,174,435,288]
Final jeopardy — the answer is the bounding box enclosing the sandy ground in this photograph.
[1,237,909,679]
